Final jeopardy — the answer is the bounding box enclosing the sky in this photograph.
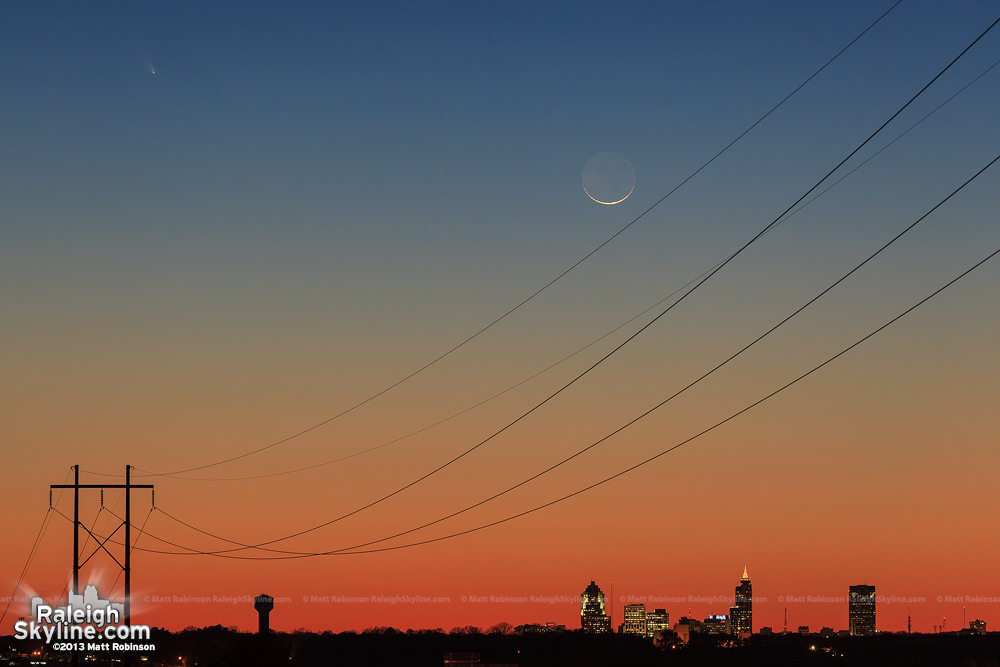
[1,0,998,636]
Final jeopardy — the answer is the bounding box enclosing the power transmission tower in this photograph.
[51,465,153,667]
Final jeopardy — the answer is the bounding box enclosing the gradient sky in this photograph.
[2,1,998,636]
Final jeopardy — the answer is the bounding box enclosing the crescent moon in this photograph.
[583,181,635,206]
[582,152,636,205]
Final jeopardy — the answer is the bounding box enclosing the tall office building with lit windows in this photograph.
[849,585,876,636]
[623,603,647,636]
[729,566,752,637]
[646,609,670,638]
[580,581,611,633]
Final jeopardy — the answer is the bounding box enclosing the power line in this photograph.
[50,507,310,558]
[779,57,1000,228]
[72,245,1000,559]
[74,15,1000,560]
[333,247,1000,556]
[82,0,903,480]
[154,507,318,555]
[0,466,73,625]
[106,507,155,598]
[240,153,1000,556]
[0,508,53,626]
[107,151,1000,557]
[150,13,998,552]
[63,17,1000,568]
[133,279,697,482]
[55,505,107,606]
[145,54,1000,484]
[135,506,313,555]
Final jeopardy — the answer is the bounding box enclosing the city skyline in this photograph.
[1,0,998,642]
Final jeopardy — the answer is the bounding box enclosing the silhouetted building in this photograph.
[798,625,810,635]
[516,622,566,634]
[820,627,834,638]
[672,617,704,644]
[646,609,669,639]
[849,585,876,636]
[254,593,274,634]
[729,566,752,637]
[703,615,730,635]
[623,604,646,636]
[969,619,986,634]
[580,581,611,633]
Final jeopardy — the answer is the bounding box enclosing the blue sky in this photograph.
[1,0,998,633]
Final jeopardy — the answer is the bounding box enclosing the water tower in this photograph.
[254,593,274,634]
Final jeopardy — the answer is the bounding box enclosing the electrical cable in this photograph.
[147,54,1000,484]
[133,14,997,552]
[106,507,155,598]
[113,152,999,556]
[63,244,1000,559]
[70,18,1000,560]
[0,466,73,624]
[81,0,905,480]
[0,508,54,626]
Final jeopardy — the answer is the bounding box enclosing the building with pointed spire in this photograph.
[729,566,752,638]
[580,580,611,633]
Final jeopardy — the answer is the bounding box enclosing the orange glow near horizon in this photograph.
[2,0,998,644]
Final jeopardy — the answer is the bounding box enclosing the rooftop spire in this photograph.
[742,565,750,580]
